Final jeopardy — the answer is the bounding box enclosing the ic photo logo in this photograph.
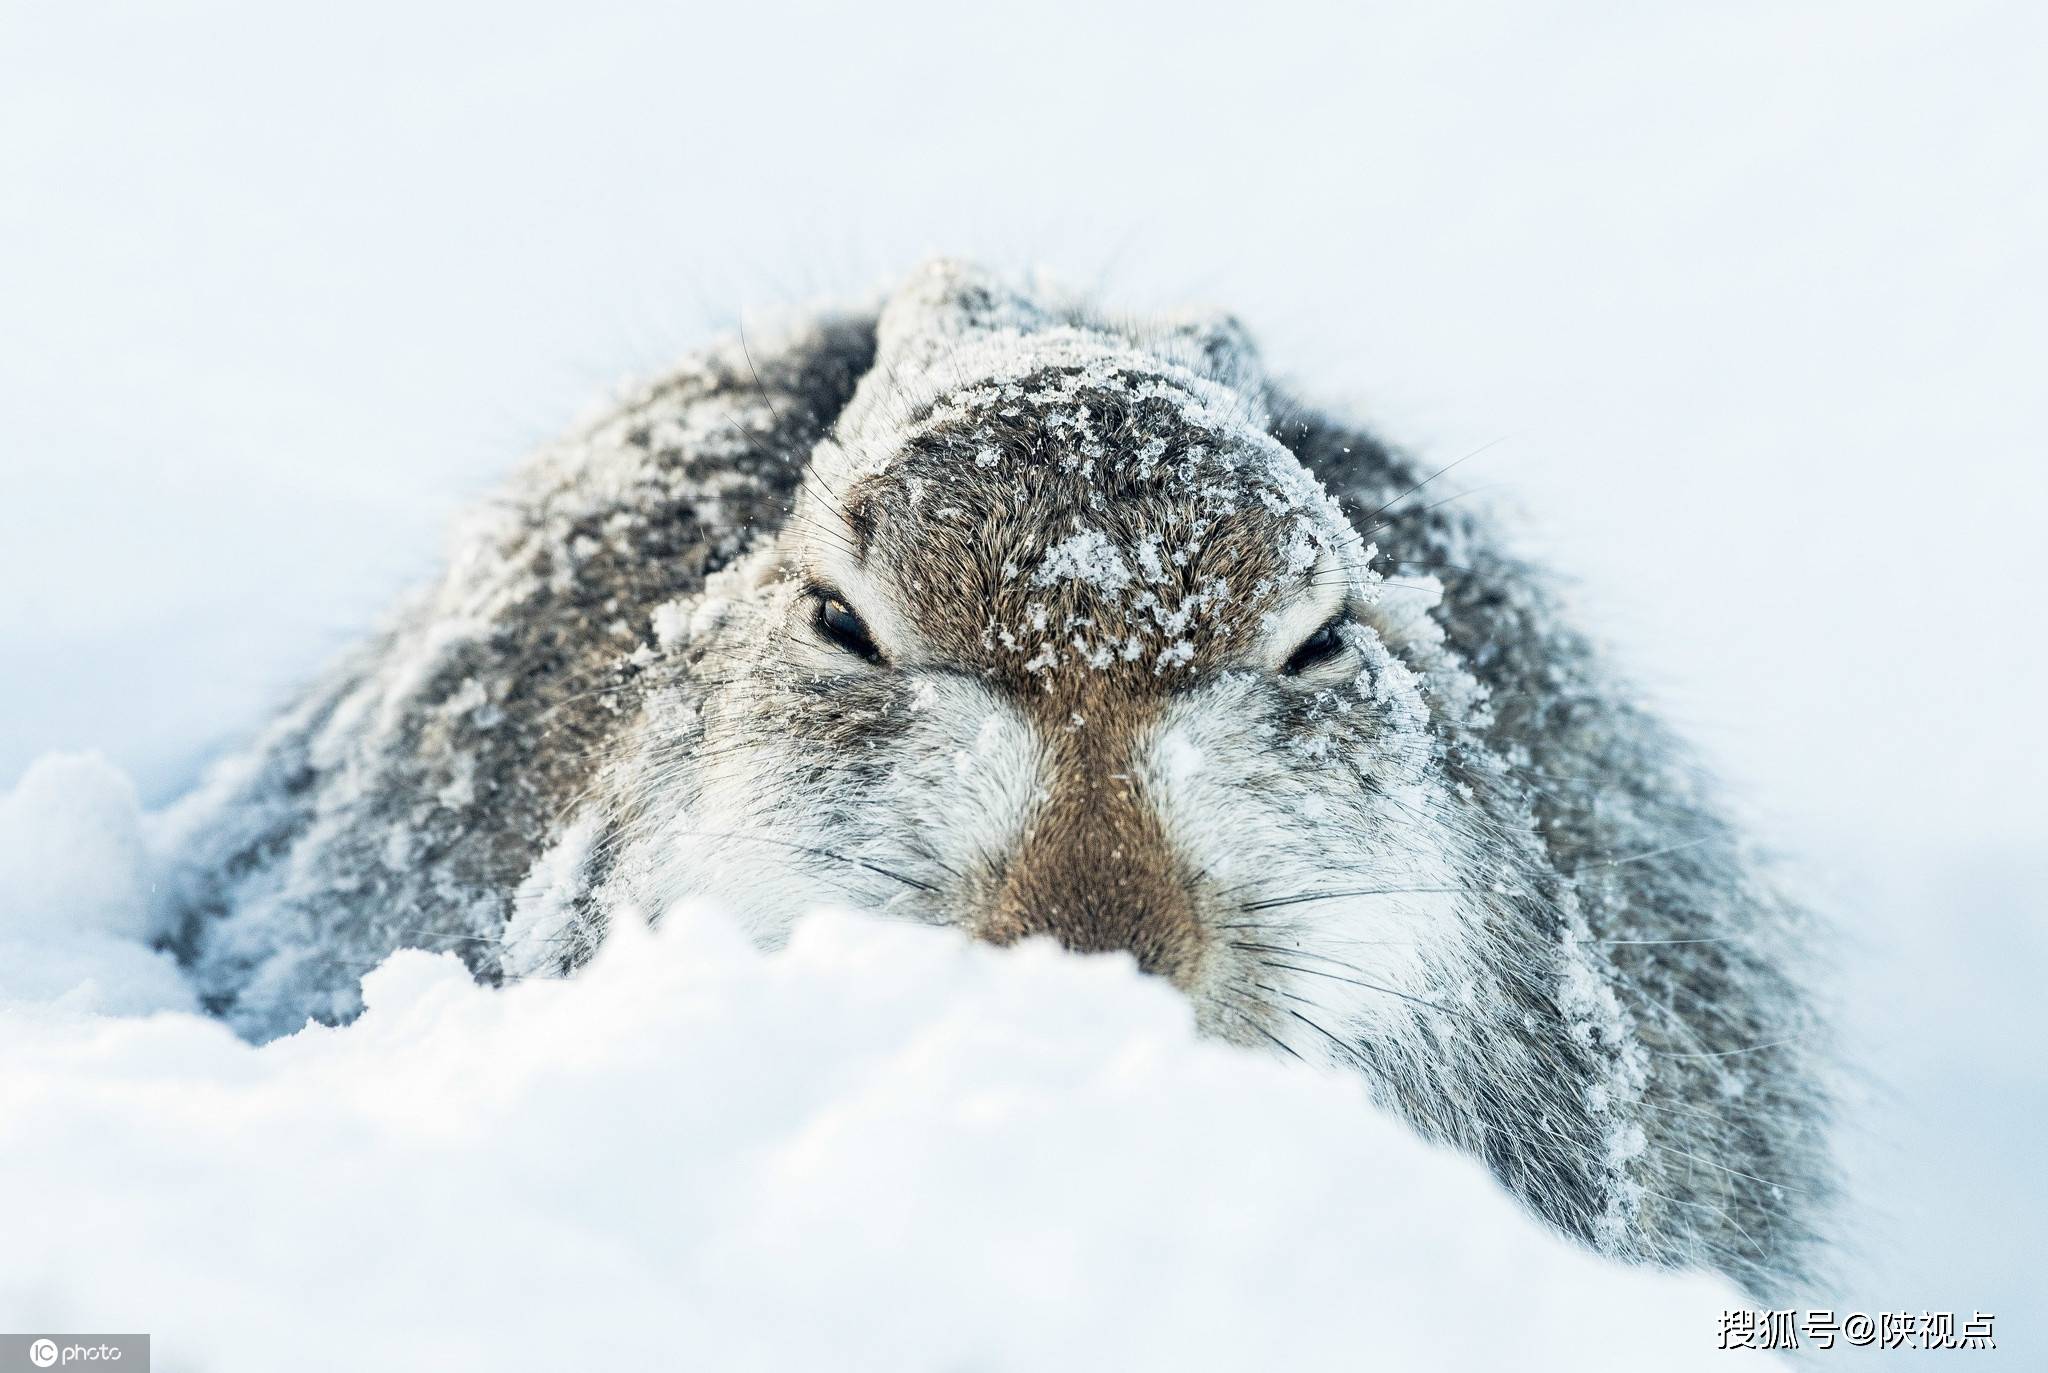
[22,1338,127,1367]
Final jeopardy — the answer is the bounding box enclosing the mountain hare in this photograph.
[164,259,1828,1293]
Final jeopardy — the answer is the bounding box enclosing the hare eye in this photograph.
[811,591,883,664]
[1281,617,1347,676]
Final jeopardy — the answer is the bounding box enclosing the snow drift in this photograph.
[0,751,1747,1371]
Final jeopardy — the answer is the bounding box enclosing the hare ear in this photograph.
[1156,309,1264,392]
[878,257,1052,358]
[816,259,1047,491]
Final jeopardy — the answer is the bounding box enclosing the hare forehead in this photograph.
[859,473,1307,675]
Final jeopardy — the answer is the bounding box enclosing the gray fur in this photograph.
[159,260,1829,1297]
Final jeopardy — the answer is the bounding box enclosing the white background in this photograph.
[3,0,2041,1351]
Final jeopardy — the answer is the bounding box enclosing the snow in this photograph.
[1032,524,1136,595]
[0,754,155,946]
[653,594,732,649]
[0,755,194,1017]
[2,0,2042,1362]
[0,778,1742,1368]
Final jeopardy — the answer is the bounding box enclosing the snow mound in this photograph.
[0,755,1744,1370]
[0,753,194,1015]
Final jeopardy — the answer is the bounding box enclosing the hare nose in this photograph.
[977,749,1204,989]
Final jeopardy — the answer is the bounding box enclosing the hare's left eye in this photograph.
[811,590,884,664]
[1281,616,1348,676]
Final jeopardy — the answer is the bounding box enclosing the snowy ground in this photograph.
[2,0,2042,1366]
[1,776,1745,1369]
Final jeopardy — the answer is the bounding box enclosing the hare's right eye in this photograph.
[810,590,884,665]
[1281,615,1348,676]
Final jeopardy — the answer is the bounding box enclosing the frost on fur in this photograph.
[159,258,1830,1298]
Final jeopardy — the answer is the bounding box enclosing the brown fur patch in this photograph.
[977,715,1204,987]
[847,371,1296,690]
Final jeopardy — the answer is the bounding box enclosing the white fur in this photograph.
[1139,667,1479,1054]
